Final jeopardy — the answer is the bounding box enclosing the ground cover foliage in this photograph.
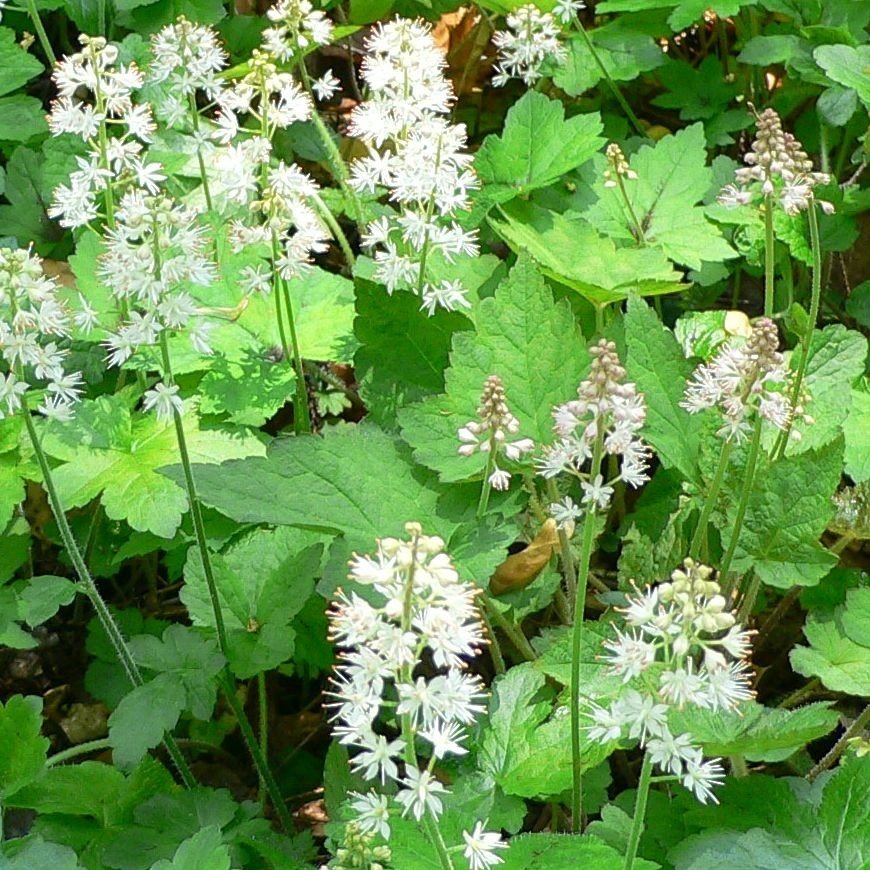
[0,0,868,866]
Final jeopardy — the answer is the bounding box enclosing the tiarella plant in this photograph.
[0,1,868,868]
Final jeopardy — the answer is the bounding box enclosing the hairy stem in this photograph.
[623,752,654,869]
[570,440,604,832]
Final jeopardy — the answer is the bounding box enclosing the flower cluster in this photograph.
[327,819,391,870]
[262,0,333,61]
[214,50,313,146]
[48,36,162,228]
[718,108,833,215]
[539,340,650,522]
[327,524,506,865]
[0,248,86,421]
[681,317,806,442]
[99,191,218,377]
[348,18,480,315]
[491,5,568,87]
[602,143,637,189]
[587,559,756,804]
[228,161,330,280]
[458,375,535,491]
[148,18,226,128]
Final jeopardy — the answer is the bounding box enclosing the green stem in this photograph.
[47,738,114,766]
[477,450,495,518]
[485,598,537,661]
[575,23,647,138]
[773,202,823,458]
[546,479,577,608]
[24,0,57,66]
[616,172,645,245]
[257,671,268,809]
[219,671,293,834]
[570,441,604,833]
[270,231,311,434]
[689,440,733,561]
[479,606,505,674]
[623,752,653,870]
[159,335,229,656]
[807,703,870,782]
[729,754,748,778]
[188,95,214,215]
[296,62,364,228]
[763,195,776,317]
[720,418,763,595]
[779,677,820,709]
[22,405,195,788]
[311,190,355,270]
[737,572,761,623]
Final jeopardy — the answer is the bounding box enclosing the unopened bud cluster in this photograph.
[327,524,506,864]
[539,341,650,523]
[681,317,809,442]
[718,108,833,215]
[586,559,755,804]
[327,819,391,870]
[458,375,535,491]
[603,143,638,188]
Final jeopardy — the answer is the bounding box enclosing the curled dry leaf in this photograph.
[489,518,559,595]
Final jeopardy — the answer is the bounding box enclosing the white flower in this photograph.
[419,720,468,759]
[603,629,657,682]
[395,766,447,821]
[312,70,340,100]
[462,821,507,869]
[142,382,183,422]
[681,755,725,804]
[549,495,582,529]
[646,729,697,776]
[554,0,585,23]
[349,791,391,839]
[580,473,614,510]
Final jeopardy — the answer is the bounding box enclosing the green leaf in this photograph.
[353,267,476,428]
[233,266,356,363]
[817,85,859,126]
[129,625,225,719]
[107,677,183,770]
[652,57,738,120]
[791,596,870,696]
[0,696,48,799]
[582,123,737,269]
[199,355,296,427]
[501,832,657,869]
[787,325,868,452]
[625,297,702,482]
[171,423,449,551]
[398,257,588,482]
[671,760,870,868]
[478,663,612,799]
[475,92,605,198]
[18,575,77,626]
[182,526,325,678]
[0,837,81,869]
[150,827,231,870]
[814,44,870,107]
[0,146,59,252]
[487,199,684,304]
[43,395,265,538]
[0,28,44,97]
[670,701,839,761]
[0,96,48,144]
[554,23,664,96]
[726,441,841,588]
